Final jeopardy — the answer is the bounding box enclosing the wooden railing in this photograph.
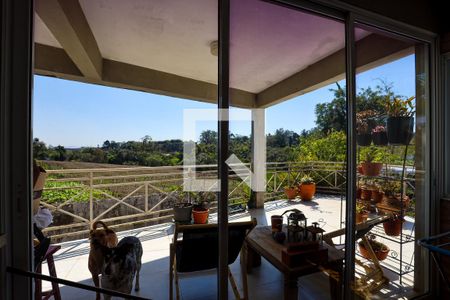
[40,161,415,241]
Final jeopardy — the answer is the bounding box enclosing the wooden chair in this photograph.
[169,219,256,300]
[35,245,62,300]
[322,216,390,299]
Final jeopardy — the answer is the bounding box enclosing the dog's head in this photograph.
[89,228,117,248]
[102,244,135,277]
[90,221,118,248]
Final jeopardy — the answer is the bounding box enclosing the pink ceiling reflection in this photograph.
[230,0,368,93]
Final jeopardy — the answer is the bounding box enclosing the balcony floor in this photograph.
[40,195,416,299]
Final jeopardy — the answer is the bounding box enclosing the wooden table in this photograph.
[244,226,344,300]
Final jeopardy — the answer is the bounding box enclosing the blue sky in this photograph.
[33,55,415,147]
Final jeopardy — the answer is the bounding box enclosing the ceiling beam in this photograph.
[35,0,102,80]
[34,44,256,109]
[256,34,414,108]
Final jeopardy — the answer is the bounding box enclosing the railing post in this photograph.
[288,163,291,187]
[274,171,277,191]
[89,171,93,225]
[144,182,149,212]
[335,170,338,188]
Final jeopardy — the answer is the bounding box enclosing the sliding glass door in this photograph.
[229,1,347,299]
[353,24,430,298]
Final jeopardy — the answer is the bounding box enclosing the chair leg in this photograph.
[228,267,242,300]
[240,247,249,300]
[35,263,42,300]
[174,259,181,300]
[46,254,61,300]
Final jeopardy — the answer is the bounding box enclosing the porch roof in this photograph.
[34,0,413,108]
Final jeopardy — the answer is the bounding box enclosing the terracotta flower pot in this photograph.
[357,165,363,174]
[356,188,362,199]
[383,218,404,236]
[299,183,316,201]
[361,189,372,200]
[192,208,209,224]
[356,212,369,224]
[360,162,383,177]
[372,190,384,203]
[284,187,298,200]
[386,195,411,210]
[359,243,390,261]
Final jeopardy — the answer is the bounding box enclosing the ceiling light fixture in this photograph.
[210,40,218,56]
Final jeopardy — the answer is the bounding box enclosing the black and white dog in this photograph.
[101,236,143,299]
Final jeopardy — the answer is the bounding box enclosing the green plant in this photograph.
[356,201,367,214]
[300,175,315,185]
[356,110,377,134]
[42,181,112,204]
[385,96,415,117]
[381,180,401,196]
[360,146,383,163]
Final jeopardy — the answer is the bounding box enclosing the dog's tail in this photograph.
[92,220,110,231]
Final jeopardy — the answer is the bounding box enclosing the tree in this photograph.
[33,138,49,159]
[315,82,394,134]
[52,145,67,161]
[267,129,300,148]
[199,130,217,145]
[297,130,347,162]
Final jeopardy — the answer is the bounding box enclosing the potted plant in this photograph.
[356,201,369,224]
[358,235,390,261]
[356,186,362,199]
[173,192,193,223]
[385,95,415,145]
[359,146,383,176]
[192,192,212,224]
[284,183,298,200]
[356,110,376,146]
[370,181,384,203]
[371,125,388,146]
[383,214,404,236]
[360,185,372,200]
[298,175,316,201]
[381,181,411,210]
[371,188,384,203]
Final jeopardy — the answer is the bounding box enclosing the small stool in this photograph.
[35,245,62,300]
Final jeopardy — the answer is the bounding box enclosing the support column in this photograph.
[250,109,266,209]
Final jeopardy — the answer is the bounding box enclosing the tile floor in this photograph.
[39,195,416,299]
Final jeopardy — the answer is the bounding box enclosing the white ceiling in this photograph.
[34,13,61,48]
[34,0,369,93]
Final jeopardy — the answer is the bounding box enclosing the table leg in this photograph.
[283,274,298,300]
[243,241,261,274]
[327,260,343,300]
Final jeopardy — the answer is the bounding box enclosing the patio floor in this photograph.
[40,195,416,299]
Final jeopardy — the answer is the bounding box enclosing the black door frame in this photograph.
[1,0,34,299]
[0,0,439,299]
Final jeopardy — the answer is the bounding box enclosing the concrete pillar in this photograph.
[249,109,266,208]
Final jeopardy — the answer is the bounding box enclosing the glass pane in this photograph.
[230,1,346,299]
[354,25,429,298]
[33,1,218,299]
